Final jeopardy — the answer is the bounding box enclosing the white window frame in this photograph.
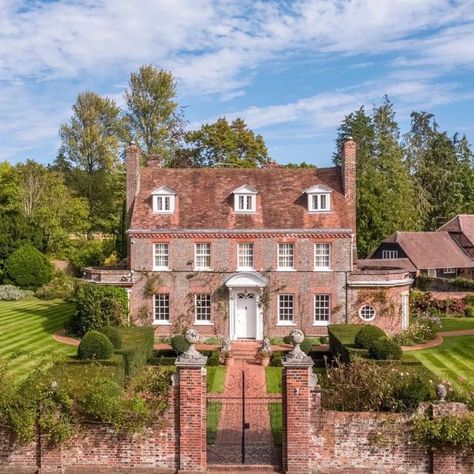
[151,186,177,214]
[278,243,295,270]
[382,250,399,259]
[153,243,169,271]
[359,304,376,322]
[314,243,331,271]
[277,294,295,326]
[401,292,409,330]
[308,193,331,212]
[194,294,212,325]
[194,243,211,270]
[314,294,331,326]
[233,184,257,213]
[237,243,254,270]
[153,294,171,325]
[443,268,456,274]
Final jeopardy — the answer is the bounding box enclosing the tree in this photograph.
[16,161,90,254]
[57,92,127,233]
[403,112,474,230]
[5,245,53,288]
[124,66,185,161]
[184,117,270,168]
[0,162,21,214]
[333,98,418,257]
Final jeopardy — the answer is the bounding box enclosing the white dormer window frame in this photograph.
[151,186,177,214]
[233,184,257,213]
[304,184,332,213]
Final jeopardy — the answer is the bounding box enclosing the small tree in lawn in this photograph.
[5,245,53,288]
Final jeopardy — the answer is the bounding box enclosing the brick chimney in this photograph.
[341,138,357,261]
[126,141,141,222]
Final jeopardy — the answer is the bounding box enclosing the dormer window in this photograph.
[233,185,257,213]
[304,184,332,213]
[151,186,176,214]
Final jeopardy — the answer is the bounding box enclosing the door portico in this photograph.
[225,272,267,341]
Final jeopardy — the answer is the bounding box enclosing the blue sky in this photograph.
[1,0,474,167]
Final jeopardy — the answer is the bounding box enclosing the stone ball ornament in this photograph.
[290,329,305,346]
[436,383,447,402]
[185,329,200,345]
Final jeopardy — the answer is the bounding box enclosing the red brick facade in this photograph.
[122,139,413,339]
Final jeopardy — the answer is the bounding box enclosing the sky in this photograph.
[1,0,474,167]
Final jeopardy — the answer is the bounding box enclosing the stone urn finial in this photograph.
[176,329,207,365]
[285,329,312,364]
[436,383,447,402]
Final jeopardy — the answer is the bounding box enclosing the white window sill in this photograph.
[308,210,331,214]
[276,322,296,327]
[194,321,213,326]
[313,321,330,327]
[277,268,295,272]
[153,268,170,272]
[153,321,171,326]
[314,268,331,272]
[235,210,257,214]
[152,211,175,214]
[237,268,255,272]
[194,267,212,272]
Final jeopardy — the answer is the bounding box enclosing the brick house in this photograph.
[369,231,473,279]
[85,139,413,337]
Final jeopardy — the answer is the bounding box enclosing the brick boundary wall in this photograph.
[283,364,474,474]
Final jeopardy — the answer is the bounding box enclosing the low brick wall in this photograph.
[0,388,178,473]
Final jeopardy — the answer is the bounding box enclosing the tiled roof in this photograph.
[382,231,473,270]
[438,214,474,246]
[130,166,353,231]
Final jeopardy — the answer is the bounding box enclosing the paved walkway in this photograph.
[207,359,281,467]
[402,329,474,351]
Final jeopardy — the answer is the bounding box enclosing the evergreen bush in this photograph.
[367,337,402,360]
[99,325,123,349]
[77,330,114,360]
[354,325,387,349]
[71,283,128,336]
[5,245,53,288]
[171,334,190,355]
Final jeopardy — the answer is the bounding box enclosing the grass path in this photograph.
[0,298,76,380]
[411,336,474,391]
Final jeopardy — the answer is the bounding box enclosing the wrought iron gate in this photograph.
[207,368,282,466]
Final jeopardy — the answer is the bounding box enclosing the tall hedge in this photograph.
[71,284,129,336]
[5,245,53,288]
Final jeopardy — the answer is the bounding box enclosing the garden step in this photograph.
[208,464,281,472]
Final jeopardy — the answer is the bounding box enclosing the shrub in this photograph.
[0,284,28,301]
[99,326,123,349]
[466,306,474,318]
[206,351,220,366]
[394,312,442,345]
[5,245,53,288]
[320,359,435,412]
[367,337,402,360]
[270,351,283,367]
[300,338,313,354]
[77,330,114,360]
[171,334,190,355]
[354,325,386,349]
[71,284,128,336]
[35,272,76,300]
[69,239,116,273]
[320,336,329,344]
[117,327,155,377]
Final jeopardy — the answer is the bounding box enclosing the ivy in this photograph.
[412,412,474,450]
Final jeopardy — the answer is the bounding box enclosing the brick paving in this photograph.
[207,352,281,468]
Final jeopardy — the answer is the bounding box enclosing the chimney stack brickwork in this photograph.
[125,142,141,223]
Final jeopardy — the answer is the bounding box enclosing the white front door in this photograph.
[235,290,257,339]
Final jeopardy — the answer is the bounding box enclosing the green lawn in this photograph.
[439,318,474,333]
[265,367,282,394]
[411,336,474,391]
[206,401,222,444]
[268,402,282,446]
[207,366,227,393]
[0,298,76,380]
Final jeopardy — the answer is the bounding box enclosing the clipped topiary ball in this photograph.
[171,334,190,355]
[77,330,114,360]
[98,325,122,349]
[367,337,402,361]
[354,325,387,349]
[5,245,53,288]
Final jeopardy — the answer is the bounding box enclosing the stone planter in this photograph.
[225,356,234,367]
[261,356,270,368]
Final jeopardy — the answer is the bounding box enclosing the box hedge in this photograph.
[328,324,365,363]
[116,327,154,377]
[77,330,114,360]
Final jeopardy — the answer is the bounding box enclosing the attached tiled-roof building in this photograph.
[370,231,473,278]
[85,139,413,337]
[438,214,474,259]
